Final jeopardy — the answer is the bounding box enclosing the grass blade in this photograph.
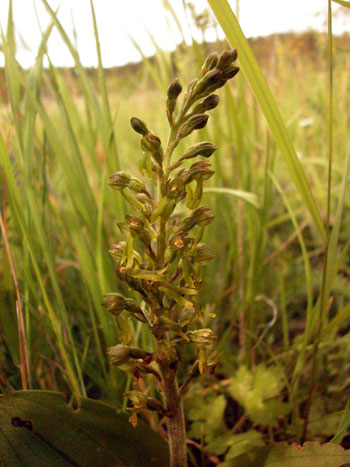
[203,187,259,209]
[207,0,326,240]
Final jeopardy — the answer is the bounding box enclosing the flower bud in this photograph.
[107,344,132,366]
[167,78,182,114]
[108,242,125,261]
[187,328,217,345]
[192,205,215,227]
[217,49,238,70]
[222,65,240,80]
[181,142,217,160]
[185,161,215,183]
[192,95,220,114]
[179,206,214,232]
[179,216,196,233]
[141,133,163,164]
[129,347,153,359]
[101,293,128,313]
[167,77,182,100]
[194,69,222,96]
[125,299,144,315]
[178,114,209,139]
[130,117,149,136]
[128,177,146,193]
[108,171,132,190]
[192,242,214,263]
[200,52,219,77]
[134,193,147,205]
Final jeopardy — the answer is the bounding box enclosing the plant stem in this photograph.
[158,358,187,467]
[155,120,187,465]
[301,0,334,443]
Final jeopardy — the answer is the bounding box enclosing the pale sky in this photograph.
[0,1,348,68]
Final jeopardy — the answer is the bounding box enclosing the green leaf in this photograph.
[207,430,263,458]
[321,304,350,340]
[228,364,290,426]
[0,391,169,466]
[332,0,350,7]
[203,187,260,209]
[187,393,226,440]
[331,395,350,444]
[228,442,350,466]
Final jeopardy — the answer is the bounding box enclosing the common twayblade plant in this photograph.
[102,49,240,467]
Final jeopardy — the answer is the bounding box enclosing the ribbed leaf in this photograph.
[230,442,350,466]
[0,391,169,466]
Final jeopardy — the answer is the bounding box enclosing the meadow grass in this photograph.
[1,0,350,459]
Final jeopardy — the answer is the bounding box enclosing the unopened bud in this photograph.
[130,117,149,136]
[222,65,240,80]
[187,328,217,345]
[168,77,182,99]
[129,347,153,359]
[192,205,215,227]
[135,193,148,204]
[102,292,142,315]
[108,171,132,190]
[179,207,214,232]
[167,78,182,113]
[179,216,196,233]
[200,52,219,77]
[109,242,125,260]
[185,161,215,183]
[217,49,238,70]
[141,133,163,164]
[128,177,146,193]
[107,344,132,366]
[193,95,220,114]
[193,243,214,263]
[194,69,222,96]
[181,142,217,160]
[178,114,209,139]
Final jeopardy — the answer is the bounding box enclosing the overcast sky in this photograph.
[0,0,348,68]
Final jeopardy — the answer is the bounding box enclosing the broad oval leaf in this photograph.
[229,442,350,467]
[0,390,169,466]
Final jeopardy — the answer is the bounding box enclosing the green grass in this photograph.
[1,0,350,462]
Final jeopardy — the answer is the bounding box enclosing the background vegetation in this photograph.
[1,1,350,465]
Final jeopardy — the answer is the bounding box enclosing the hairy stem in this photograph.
[155,121,188,466]
[158,357,187,467]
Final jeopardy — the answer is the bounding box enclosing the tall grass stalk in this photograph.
[301,0,334,442]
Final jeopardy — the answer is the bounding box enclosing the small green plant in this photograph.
[102,49,239,466]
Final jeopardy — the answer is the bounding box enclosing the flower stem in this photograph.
[158,357,187,467]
